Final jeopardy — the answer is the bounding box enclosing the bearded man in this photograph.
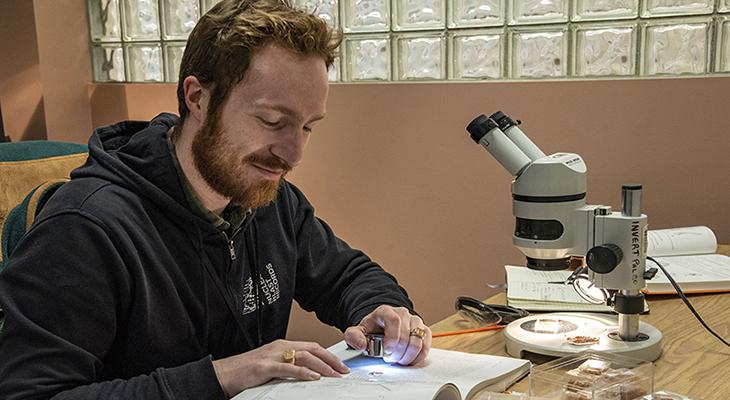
[0,1,430,399]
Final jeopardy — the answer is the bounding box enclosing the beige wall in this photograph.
[2,0,729,347]
[0,0,93,142]
[0,0,46,140]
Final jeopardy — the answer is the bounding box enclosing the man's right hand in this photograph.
[212,339,350,398]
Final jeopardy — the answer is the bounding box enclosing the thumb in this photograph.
[344,325,368,350]
[345,310,385,351]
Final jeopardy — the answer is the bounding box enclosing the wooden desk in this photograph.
[431,245,730,399]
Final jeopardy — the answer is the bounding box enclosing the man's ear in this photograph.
[183,75,209,124]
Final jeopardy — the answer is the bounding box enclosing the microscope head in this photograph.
[466,112,588,270]
[512,153,588,269]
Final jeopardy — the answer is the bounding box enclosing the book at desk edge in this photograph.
[643,226,730,295]
[643,253,730,295]
[231,341,531,400]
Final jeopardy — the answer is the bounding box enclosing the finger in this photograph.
[402,326,432,365]
[272,361,322,381]
[397,333,423,365]
[397,316,426,365]
[302,343,350,374]
[295,350,341,377]
[344,325,368,351]
[380,308,410,362]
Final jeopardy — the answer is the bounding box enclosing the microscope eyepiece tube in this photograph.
[489,111,546,161]
[621,184,642,217]
[466,114,532,176]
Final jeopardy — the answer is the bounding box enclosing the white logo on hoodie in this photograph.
[241,263,280,315]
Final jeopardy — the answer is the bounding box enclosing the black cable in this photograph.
[646,256,730,347]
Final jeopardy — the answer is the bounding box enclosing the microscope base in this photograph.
[504,312,662,362]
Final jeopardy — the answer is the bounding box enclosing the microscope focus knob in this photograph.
[586,243,623,274]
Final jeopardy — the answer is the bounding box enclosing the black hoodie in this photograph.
[0,114,414,400]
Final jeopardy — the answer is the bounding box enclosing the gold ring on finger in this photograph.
[282,348,296,364]
[409,327,426,339]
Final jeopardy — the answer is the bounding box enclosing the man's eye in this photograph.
[259,117,282,128]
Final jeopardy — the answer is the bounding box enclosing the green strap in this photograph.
[0,180,67,271]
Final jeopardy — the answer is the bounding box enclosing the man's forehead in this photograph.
[222,43,329,118]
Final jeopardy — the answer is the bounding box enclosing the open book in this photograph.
[644,226,730,294]
[232,341,531,400]
[505,265,650,313]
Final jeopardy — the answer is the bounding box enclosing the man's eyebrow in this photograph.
[253,102,325,122]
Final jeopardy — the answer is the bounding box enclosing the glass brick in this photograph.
[448,0,504,28]
[641,0,713,17]
[573,23,637,76]
[721,0,730,12]
[161,0,199,40]
[510,28,568,78]
[642,19,711,75]
[572,0,639,21]
[341,0,388,32]
[717,17,730,72]
[125,43,164,82]
[393,0,446,31]
[449,29,504,79]
[294,0,339,28]
[92,44,125,82]
[510,0,568,25]
[328,56,341,82]
[394,33,446,80]
[88,0,122,42]
[122,0,160,41]
[164,42,186,82]
[202,0,218,13]
[344,35,391,81]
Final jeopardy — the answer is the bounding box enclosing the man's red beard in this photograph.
[191,112,291,210]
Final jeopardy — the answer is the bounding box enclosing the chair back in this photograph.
[0,141,87,267]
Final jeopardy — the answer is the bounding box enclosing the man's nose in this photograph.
[270,127,308,168]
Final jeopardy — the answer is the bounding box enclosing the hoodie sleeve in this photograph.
[288,185,415,330]
[0,212,226,400]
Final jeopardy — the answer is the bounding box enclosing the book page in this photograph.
[507,298,613,312]
[233,378,459,400]
[646,254,730,293]
[505,266,648,312]
[506,265,598,304]
[328,341,530,399]
[647,226,716,257]
[232,342,529,400]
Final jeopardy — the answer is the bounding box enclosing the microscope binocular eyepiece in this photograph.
[465,114,498,143]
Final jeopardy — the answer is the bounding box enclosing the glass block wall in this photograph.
[89,0,730,83]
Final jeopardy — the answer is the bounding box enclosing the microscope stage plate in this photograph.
[504,312,662,362]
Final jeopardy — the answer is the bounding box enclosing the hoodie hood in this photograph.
[71,113,202,226]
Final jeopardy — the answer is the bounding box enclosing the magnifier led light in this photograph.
[573,274,609,304]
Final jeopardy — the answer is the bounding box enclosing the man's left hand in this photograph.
[344,305,431,366]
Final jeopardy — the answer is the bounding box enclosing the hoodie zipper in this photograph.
[227,238,236,260]
[224,209,251,262]
[222,224,263,347]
